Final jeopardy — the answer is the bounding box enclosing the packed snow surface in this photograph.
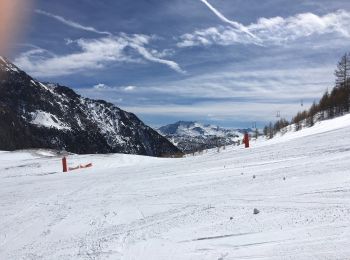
[1,115,350,259]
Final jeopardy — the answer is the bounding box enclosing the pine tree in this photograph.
[335,53,350,89]
[264,53,350,139]
[268,122,273,139]
[263,126,268,137]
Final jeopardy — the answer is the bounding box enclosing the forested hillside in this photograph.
[264,53,350,138]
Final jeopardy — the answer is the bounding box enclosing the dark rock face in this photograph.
[0,57,182,157]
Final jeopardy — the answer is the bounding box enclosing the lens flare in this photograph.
[0,0,32,56]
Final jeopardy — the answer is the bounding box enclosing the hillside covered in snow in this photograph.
[1,114,350,259]
[158,121,252,153]
[0,57,181,156]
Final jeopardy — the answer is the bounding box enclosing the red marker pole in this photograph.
[62,156,68,172]
[244,133,249,148]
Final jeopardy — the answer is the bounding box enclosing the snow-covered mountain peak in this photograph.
[157,121,247,153]
[0,57,181,156]
[158,121,234,138]
[0,56,20,74]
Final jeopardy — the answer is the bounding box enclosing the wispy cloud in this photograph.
[125,34,186,74]
[21,10,185,76]
[92,83,137,92]
[178,10,350,47]
[199,0,259,41]
[122,101,307,124]
[15,37,130,77]
[77,62,334,125]
[178,26,251,47]
[14,34,184,77]
[35,9,112,36]
[80,82,308,123]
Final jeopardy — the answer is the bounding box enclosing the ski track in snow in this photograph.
[1,116,350,259]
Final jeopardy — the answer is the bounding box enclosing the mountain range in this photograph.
[0,57,181,157]
[157,121,252,153]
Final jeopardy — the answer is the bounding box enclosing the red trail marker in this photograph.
[62,156,68,172]
[244,133,250,148]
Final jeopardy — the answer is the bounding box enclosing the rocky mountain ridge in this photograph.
[157,121,252,153]
[0,57,181,157]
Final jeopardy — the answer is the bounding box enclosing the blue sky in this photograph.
[10,0,350,128]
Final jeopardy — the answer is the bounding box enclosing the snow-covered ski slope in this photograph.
[1,115,350,260]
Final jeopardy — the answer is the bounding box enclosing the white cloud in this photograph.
[79,63,334,123]
[15,11,184,76]
[125,34,186,74]
[123,85,136,92]
[35,9,112,36]
[14,37,129,77]
[178,10,350,47]
[82,55,334,102]
[93,83,109,90]
[199,0,260,42]
[14,34,184,77]
[122,101,304,123]
[92,83,137,92]
[178,26,251,47]
[251,10,350,43]
[120,66,333,101]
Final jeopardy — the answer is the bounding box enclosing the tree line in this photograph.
[264,53,350,138]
